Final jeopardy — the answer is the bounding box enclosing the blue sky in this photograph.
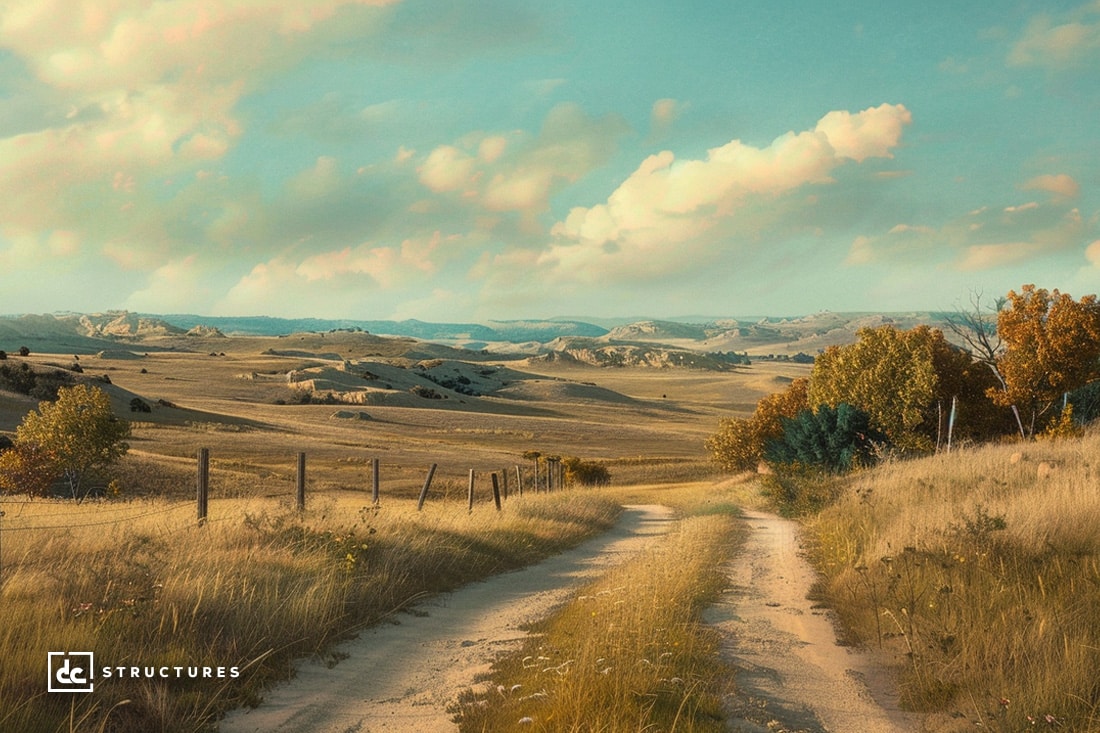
[0,0,1097,321]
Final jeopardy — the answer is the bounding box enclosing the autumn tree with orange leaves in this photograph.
[992,285,1100,437]
[706,377,809,471]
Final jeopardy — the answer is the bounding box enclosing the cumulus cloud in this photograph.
[1022,173,1080,199]
[1087,240,1100,267]
[540,103,912,280]
[0,2,400,257]
[416,102,628,216]
[1008,5,1100,68]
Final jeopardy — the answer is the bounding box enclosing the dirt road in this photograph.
[219,506,919,733]
[710,510,921,733]
[218,505,675,733]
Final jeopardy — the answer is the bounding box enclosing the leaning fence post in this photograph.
[372,457,380,505]
[467,469,475,512]
[296,452,306,512]
[197,448,210,525]
[501,469,509,500]
[491,473,502,512]
[417,463,438,511]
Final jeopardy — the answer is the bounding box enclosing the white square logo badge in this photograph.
[48,652,95,693]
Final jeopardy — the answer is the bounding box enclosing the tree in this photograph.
[706,378,809,471]
[809,325,1005,451]
[992,285,1100,437]
[0,442,59,497]
[14,384,131,499]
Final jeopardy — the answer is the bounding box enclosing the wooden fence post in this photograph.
[467,468,475,512]
[491,473,502,512]
[515,465,523,496]
[296,452,306,512]
[372,457,380,505]
[417,464,437,511]
[197,447,210,525]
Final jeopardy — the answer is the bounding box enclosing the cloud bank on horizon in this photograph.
[0,0,1097,321]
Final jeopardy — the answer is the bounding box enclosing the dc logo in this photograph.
[48,652,95,693]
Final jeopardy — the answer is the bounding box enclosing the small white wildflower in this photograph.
[518,717,534,725]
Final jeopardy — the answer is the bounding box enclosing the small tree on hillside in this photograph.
[14,384,131,499]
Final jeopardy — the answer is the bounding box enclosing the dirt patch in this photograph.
[217,505,675,733]
[708,510,922,732]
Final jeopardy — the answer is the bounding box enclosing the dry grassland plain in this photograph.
[0,332,807,732]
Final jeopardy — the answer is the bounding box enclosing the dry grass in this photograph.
[0,491,620,732]
[0,342,803,731]
[453,510,743,732]
[804,428,1100,731]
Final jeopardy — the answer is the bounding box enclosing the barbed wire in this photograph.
[0,500,193,532]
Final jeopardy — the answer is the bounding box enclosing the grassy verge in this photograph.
[453,503,745,732]
[799,429,1100,730]
[0,491,620,732]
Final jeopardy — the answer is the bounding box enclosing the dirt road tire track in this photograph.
[710,510,922,733]
[219,505,918,733]
[217,505,675,733]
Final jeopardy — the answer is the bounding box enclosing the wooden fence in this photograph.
[192,448,568,522]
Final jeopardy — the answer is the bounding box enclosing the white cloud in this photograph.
[1022,173,1080,199]
[1008,5,1100,69]
[542,103,912,280]
[415,103,627,216]
[1086,240,1100,267]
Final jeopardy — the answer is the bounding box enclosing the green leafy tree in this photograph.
[809,325,1005,451]
[14,384,131,499]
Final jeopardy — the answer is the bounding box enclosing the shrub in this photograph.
[562,456,612,486]
[765,403,886,473]
[706,378,809,471]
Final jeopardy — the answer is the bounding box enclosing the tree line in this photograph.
[707,285,1100,474]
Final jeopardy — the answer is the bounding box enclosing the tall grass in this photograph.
[454,509,743,732]
[804,429,1100,730]
[0,491,620,732]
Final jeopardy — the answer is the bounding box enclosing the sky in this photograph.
[0,1,1098,322]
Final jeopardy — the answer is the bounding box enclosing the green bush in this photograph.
[765,403,886,473]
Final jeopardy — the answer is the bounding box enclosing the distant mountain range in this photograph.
[0,310,957,367]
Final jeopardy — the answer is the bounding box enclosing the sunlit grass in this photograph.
[454,500,746,733]
[803,428,1100,730]
[0,491,620,732]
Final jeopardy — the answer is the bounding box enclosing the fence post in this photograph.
[491,473,502,511]
[197,448,210,525]
[296,452,306,512]
[515,465,523,496]
[372,458,380,505]
[467,469,475,512]
[417,463,437,511]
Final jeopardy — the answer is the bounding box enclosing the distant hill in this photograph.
[153,314,608,342]
[0,310,957,369]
